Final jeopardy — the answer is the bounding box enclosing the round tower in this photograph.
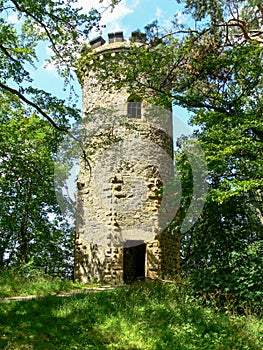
[74,31,179,284]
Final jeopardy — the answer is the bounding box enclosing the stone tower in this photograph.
[75,31,180,284]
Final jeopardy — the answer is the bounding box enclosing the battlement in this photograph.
[89,31,146,50]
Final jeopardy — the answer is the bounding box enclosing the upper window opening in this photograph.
[127,96,142,118]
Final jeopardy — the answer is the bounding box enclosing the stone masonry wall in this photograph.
[74,35,179,284]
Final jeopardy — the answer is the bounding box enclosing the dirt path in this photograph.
[0,285,124,302]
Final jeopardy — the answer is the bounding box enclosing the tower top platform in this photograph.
[89,31,146,53]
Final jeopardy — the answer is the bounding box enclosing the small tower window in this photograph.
[127,96,142,118]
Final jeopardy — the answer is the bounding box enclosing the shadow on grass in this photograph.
[0,282,262,349]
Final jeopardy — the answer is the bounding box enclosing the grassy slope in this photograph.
[0,270,86,298]
[0,281,262,350]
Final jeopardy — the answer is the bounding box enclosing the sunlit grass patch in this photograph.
[0,280,262,349]
[0,267,87,298]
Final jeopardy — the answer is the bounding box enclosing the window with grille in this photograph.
[127,98,142,118]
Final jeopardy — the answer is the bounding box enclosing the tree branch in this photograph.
[0,81,67,131]
[0,81,91,173]
[221,19,263,44]
[0,45,20,64]
[10,0,63,59]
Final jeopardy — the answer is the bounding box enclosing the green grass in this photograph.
[0,268,86,298]
[0,280,262,349]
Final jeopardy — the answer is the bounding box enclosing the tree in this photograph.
[0,94,74,270]
[0,0,121,131]
[176,38,262,307]
[176,0,263,44]
[174,1,262,306]
[0,0,118,272]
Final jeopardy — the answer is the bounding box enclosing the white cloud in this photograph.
[46,46,54,56]
[129,0,140,7]
[7,14,20,24]
[75,0,133,37]
[42,48,59,73]
[107,22,122,34]
[101,3,133,26]
[156,7,164,19]
[176,11,186,24]
[75,0,133,24]
[44,61,58,73]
